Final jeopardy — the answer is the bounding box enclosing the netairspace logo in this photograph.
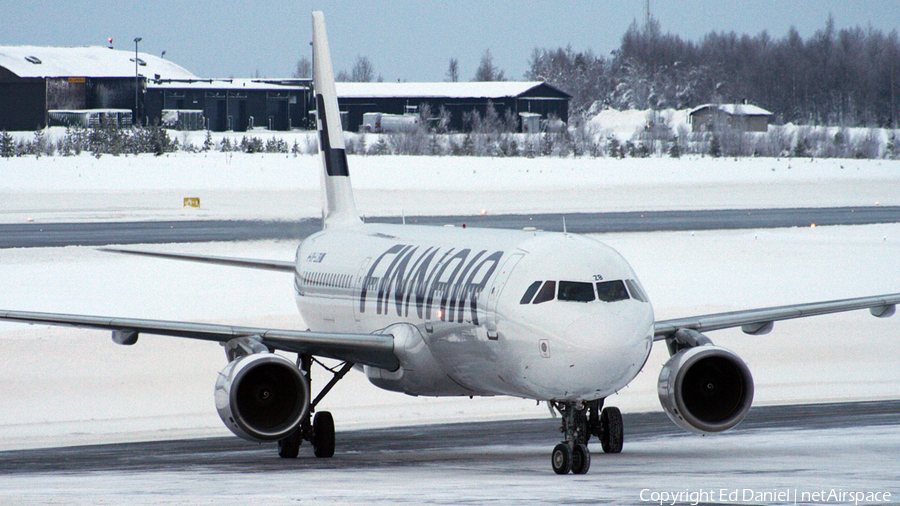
[639,488,892,505]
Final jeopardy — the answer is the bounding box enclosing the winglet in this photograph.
[312,11,362,229]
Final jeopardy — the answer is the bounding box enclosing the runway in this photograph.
[1,400,896,474]
[0,401,897,505]
[3,206,900,248]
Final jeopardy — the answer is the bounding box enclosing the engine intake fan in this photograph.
[215,352,309,442]
[658,331,753,433]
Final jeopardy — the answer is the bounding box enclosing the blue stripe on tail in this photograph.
[316,94,349,177]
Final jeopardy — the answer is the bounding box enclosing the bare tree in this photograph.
[334,55,376,82]
[292,57,311,79]
[445,58,459,82]
[351,55,375,82]
[473,50,506,82]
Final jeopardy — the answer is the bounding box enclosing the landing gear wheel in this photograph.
[551,443,573,475]
[312,411,335,458]
[277,429,301,459]
[600,406,624,454]
[571,443,591,474]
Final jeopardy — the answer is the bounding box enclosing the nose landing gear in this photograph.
[550,399,623,474]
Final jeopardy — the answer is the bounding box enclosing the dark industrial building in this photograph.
[335,81,571,132]
[0,45,196,131]
[145,79,311,132]
[2,45,570,133]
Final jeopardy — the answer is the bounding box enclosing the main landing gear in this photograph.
[549,399,623,475]
[277,354,352,459]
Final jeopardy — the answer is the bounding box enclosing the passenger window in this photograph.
[596,280,629,302]
[520,281,542,304]
[557,281,595,302]
[532,281,556,304]
[625,279,648,303]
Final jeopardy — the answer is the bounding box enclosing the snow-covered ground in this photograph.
[2,151,899,450]
[2,223,898,451]
[1,226,899,505]
[2,153,900,223]
[3,424,896,506]
[1,153,898,504]
[589,107,692,140]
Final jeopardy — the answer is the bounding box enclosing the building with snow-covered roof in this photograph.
[145,79,311,132]
[0,45,197,131]
[335,81,570,133]
[689,103,774,133]
[1,44,570,134]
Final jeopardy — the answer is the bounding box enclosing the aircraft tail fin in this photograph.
[312,11,361,229]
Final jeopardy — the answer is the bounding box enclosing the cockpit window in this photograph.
[520,281,542,304]
[525,279,643,305]
[532,281,556,304]
[558,281,596,302]
[596,280,629,302]
[625,279,648,303]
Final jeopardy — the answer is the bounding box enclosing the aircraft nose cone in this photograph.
[562,310,653,393]
[564,314,638,356]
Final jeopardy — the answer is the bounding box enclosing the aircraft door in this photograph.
[486,253,523,339]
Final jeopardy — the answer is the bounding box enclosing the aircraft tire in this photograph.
[277,429,301,458]
[312,411,336,458]
[600,407,624,454]
[572,443,591,474]
[551,443,573,475]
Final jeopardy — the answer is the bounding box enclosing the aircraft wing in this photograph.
[654,292,900,340]
[100,247,296,272]
[0,309,399,371]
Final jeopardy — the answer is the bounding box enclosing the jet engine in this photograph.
[658,342,754,433]
[214,352,309,442]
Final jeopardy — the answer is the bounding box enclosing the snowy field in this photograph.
[2,227,898,505]
[2,153,900,223]
[1,153,899,503]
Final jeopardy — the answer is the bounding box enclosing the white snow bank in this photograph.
[2,154,899,223]
[588,107,691,140]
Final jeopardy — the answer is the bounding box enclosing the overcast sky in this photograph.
[3,1,898,81]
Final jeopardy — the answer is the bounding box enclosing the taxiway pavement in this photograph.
[1,400,896,475]
[2,206,900,248]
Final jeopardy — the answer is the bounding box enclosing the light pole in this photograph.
[134,37,142,126]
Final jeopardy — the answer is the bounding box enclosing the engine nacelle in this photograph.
[658,344,754,433]
[214,353,309,442]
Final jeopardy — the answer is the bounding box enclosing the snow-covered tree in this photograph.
[525,46,610,115]
[0,130,14,158]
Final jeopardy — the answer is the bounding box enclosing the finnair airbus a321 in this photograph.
[3,12,899,475]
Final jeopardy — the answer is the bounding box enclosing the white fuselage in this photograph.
[294,223,655,402]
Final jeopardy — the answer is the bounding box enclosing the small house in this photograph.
[689,103,773,133]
